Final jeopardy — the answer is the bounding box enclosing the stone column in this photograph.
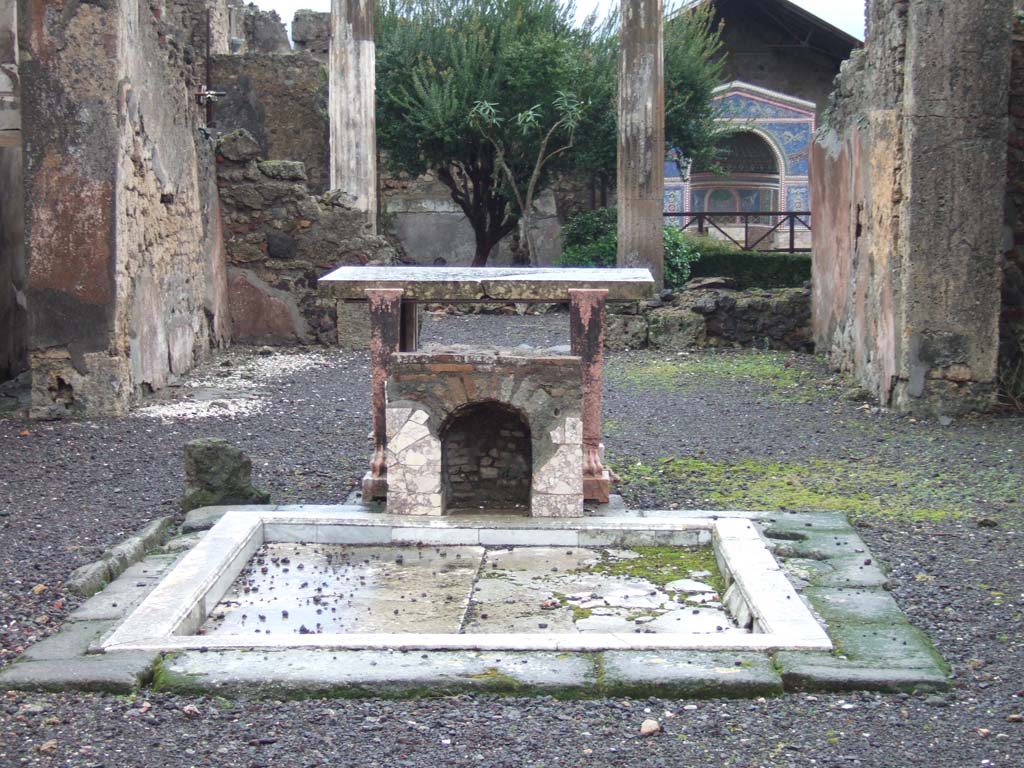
[569,288,612,503]
[617,0,664,291]
[329,0,377,233]
[364,288,403,499]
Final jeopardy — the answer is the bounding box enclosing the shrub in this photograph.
[562,207,617,249]
[558,208,811,290]
[558,208,700,287]
[688,249,811,289]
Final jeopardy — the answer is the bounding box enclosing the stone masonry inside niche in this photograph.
[442,402,532,513]
[215,129,397,345]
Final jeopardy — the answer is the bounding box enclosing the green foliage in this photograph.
[663,4,730,173]
[662,226,701,289]
[376,2,727,263]
[559,207,809,289]
[558,234,618,269]
[558,207,617,267]
[689,249,811,289]
[557,208,714,289]
[570,4,729,179]
[471,90,585,263]
[376,0,591,264]
[562,207,617,249]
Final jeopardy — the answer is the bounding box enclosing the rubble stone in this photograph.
[181,438,270,512]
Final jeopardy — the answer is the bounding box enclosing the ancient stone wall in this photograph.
[606,286,812,352]
[0,0,24,382]
[215,129,395,345]
[19,0,229,416]
[811,0,1013,415]
[292,10,329,60]
[1002,1,1024,385]
[211,52,330,193]
[382,172,564,267]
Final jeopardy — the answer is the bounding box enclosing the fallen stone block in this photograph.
[181,438,271,512]
[182,503,276,532]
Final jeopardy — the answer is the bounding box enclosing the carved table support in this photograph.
[363,288,403,499]
[569,288,612,503]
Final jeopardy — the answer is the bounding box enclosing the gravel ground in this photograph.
[1,312,1022,767]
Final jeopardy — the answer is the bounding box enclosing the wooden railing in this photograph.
[663,211,812,253]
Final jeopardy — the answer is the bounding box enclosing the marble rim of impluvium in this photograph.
[99,508,832,654]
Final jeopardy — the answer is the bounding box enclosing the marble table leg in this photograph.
[363,288,403,499]
[569,288,612,503]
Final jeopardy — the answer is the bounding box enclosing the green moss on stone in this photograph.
[150,655,209,697]
[590,546,726,595]
[462,667,521,690]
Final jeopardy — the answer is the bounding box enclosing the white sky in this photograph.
[261,0,866,41]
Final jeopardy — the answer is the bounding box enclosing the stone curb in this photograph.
[182,504,278,533]
[153,649,785,700]
[775,652,951,694]
[0,652,160,694]
[64,516,174,598]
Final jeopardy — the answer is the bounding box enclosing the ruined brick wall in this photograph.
[237,2,289,54]
[1002,2,1024,381]
[811,0,1013,415]
[19,0,229,416]
[215,129,395,345]
[211,52,330,193]
[0,0,24,382]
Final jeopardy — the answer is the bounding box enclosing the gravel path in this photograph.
[1,313,1022,767]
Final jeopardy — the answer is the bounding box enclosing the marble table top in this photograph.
[318,266,655,302]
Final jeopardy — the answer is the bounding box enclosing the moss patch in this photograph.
[462,667,521,690]
[589,546,726,595]
[612,455,1018,521]
[606,351,832,402]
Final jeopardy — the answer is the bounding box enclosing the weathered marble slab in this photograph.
[318,266,655,302]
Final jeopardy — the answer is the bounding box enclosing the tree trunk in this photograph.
[436,151,517,268]
[471,231,496,267]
